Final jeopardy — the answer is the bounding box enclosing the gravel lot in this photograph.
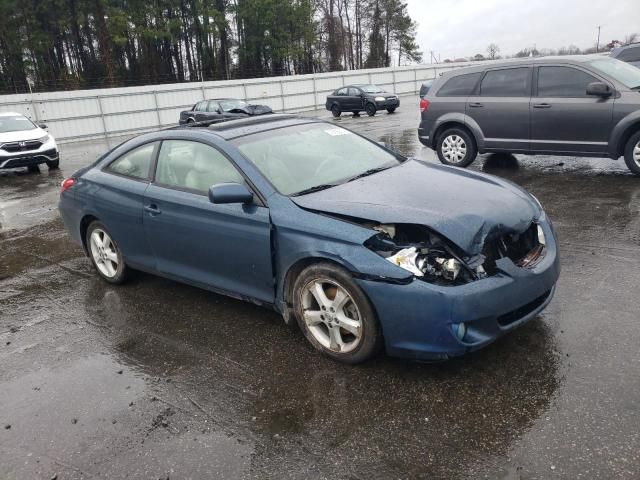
[1,101,639,479]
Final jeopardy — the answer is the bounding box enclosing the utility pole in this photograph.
[596,26,601,53]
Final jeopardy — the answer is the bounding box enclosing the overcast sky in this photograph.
[405,0,639,61]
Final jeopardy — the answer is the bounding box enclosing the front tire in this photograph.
[436,128,478,167]
[293,263,382,364]
[365,103,377,117]
[86,221,129,284]
[623,130,640,176]
[331,105,341,118]
[386,107,396,114]
[46,159,59,169]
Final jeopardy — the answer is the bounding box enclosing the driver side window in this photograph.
[207,101,221,113]
[336,88,348,96]
[154,140,244,195]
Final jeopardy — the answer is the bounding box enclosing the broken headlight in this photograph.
[365,224,486,284]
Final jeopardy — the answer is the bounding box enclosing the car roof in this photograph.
[439,54,607,78]
[176,114,322,140]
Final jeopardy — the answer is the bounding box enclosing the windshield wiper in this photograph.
[345,165,394,183]
[291,183,338,196]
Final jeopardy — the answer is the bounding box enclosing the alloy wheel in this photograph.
[442,134,467,164]
[89,228,119,278]
[301,278,362,353]
[634,140,640,168]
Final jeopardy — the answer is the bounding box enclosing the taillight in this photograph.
[419,98,429,112]
[60,178,75,193]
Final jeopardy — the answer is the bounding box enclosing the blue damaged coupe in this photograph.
[58,115,560,364]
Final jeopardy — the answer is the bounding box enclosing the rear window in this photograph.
[480,68,530,96]
[437,73,481,96]
[616,46,640,62]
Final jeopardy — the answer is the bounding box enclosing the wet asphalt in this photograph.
[1,102,639,479]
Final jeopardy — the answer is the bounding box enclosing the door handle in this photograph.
[144,204,161,215]
[533,103,552,109]
[469,102,484,108]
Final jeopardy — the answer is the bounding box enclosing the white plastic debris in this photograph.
[386,247,424,276]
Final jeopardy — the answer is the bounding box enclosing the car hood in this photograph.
[0,127,46,143]
[369,91,396,98]
[228,104,273,116]
[292,159,539,255]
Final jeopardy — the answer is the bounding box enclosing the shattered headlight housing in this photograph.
[365,224,486,285]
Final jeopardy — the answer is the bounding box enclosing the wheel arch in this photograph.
[611,119,640,159]
[79,214,99,255]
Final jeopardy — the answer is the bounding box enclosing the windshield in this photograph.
[234,123,403,196]
[0,115,36,133]
[360,85,385,93]
[220,99,248,112]
[587,57,640,88]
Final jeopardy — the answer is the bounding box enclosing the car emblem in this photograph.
[19,141,26,148]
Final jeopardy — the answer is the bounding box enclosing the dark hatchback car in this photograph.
[610,43,640,68]
[418,56,640,175]
[326,84,400,117]
[59,115,559,364]
[179,98,272,124]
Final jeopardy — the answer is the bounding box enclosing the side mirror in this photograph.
[38,123,47,129]
[208,182,253,205]
[586,82,612,97]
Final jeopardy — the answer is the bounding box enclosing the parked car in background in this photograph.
[58,115,558,364]
[610,43,640,68]
[418,56,640,175]
[0,112,59,172]
[419,79,434,98]
[179,98,273,124]
[326,84,400,117]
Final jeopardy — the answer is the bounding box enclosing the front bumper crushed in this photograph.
[356,220,560,360]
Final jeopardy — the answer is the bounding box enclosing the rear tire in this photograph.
[46,159,59,169]
[86,221,129,284]
[386,107,396,114]
[293,262,382,364]
[623,130,640,176]
[331,105,341,118]
[365,103,377,117]
[436,128,478,168]
[27,165,40,173]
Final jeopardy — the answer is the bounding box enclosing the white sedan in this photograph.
[0,112,59,171]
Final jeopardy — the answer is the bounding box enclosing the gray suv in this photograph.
[418,56,640,175]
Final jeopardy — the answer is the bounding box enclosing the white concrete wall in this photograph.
[0,62,478,143]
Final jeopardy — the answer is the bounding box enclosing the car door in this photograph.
[143,139,274,303]
[205,101,223,120]
[466,67,532,152]
[92,142,159,268]
[531,65,614,154]
[194,102,210,122]
[334,87,349,110]
[347,87,364,111]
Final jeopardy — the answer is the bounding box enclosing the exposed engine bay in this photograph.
[363,223,546,285]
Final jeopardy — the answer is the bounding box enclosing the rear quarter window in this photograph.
[436,73,482,96]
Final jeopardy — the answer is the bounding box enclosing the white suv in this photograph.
[0,112,59,171]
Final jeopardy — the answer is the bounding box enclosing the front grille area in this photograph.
[482,223,543,274]
[497,289,552,327]
[1,140,43,153]
[0,149,58,168]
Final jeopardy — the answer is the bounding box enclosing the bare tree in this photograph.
[486,43,500,60]
[624,33,638,45]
